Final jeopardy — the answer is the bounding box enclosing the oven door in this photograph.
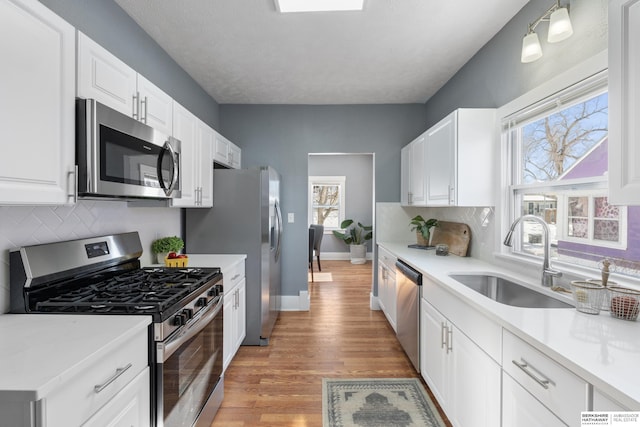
[77,98,181,199]
[156,299,223,427]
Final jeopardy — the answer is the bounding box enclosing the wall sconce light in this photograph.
[521,0,573,63]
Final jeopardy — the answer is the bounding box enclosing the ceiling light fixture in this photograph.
[274,0,364,13]
[521,0,573,63]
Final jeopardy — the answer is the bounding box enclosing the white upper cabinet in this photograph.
[214,132,242,169]
[77,32,173,135]
[171,102,213,208]
[0,0,76,205]
[400,135,427,206]
[609,0,640,205]
[426,109,496,206]
[401,109,495,207]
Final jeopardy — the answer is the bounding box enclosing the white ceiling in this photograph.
[115,0,529,105]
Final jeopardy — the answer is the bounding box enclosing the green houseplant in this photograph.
[333,219,373,264]
[410,216,438,246]
[151,236,184,262]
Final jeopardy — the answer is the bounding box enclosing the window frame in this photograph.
[493,52,638,282]
[308,175,346,230]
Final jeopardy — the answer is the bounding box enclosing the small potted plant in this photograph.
[410,216,439,247]
[151,236,184,263]
[332,219,373,264]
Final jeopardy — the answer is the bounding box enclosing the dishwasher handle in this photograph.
[395,260,422,285]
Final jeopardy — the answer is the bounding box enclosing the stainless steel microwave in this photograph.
[76,98,181,200]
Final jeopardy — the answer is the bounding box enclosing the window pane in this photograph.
[520,93,608,184]
[594,219,619,241]
[568,218,588,238]
[568,196,588,217]
[594,196,619,218]
[313,184,339,207]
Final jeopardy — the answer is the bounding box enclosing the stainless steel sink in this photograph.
[448,274,573,308]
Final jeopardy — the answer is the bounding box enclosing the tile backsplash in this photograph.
[375,202,495,261]
[0,200,181,314]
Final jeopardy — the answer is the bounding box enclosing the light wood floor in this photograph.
[212,260,452,427]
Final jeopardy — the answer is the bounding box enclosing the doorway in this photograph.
[307,153,375,290]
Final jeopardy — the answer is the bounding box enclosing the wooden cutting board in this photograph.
[430,221,471,257]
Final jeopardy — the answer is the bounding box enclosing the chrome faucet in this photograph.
[504,214,563,287]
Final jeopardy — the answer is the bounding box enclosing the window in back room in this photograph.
[308,176,345,229]
[503,70,640,277]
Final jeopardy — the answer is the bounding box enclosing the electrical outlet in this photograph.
[288,213,295,223]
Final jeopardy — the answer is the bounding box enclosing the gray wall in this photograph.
[308,154,374,253]
[39,0,220,129]
[219,104,429,296]
[424,0,608,126]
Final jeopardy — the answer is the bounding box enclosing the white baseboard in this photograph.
[320,251,373,261]
[370,292,381,310]
[281,291,310,311]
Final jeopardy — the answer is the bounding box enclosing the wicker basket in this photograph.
[164,256,189,268]
[609,286,640,321]
[570,281,605,315]
[586,279,617,311]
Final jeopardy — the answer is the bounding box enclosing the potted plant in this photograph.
[332,219,373,264]
[410,216,438,247]
[151,236,184,263]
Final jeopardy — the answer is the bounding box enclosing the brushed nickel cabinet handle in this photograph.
[141,96,148,123]
[512,358,552,389]
[132,93,139,120]
[447,328,453,353]
[441,322,447,349]
[94,363,132,393]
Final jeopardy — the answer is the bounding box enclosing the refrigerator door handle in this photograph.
[274,200,283,262]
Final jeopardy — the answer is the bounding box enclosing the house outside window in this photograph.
[309,176,345,229]
[503,70,640,277]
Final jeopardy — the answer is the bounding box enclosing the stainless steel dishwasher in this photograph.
[395,260,422,372]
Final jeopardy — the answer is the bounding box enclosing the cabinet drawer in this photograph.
[45,327,148,426]
[377,246,396,270]
[224,261,245,292]
[503,330,587,427]
[502,372,566,427]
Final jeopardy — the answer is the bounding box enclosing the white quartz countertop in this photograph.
[146,254,246,271]
[0,314,151,401]
[379,241,640,409]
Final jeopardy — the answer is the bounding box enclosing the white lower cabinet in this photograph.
[502,330,587,427]
[593,388,630,411]
[82,368,150,427]
[376,246,397,331]
[420,298,500,427]
[502,373,566,427]
[223,260,247,371]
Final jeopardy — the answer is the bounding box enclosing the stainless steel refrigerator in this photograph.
[185,166,282,345]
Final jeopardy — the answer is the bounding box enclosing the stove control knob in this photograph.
[173,313,186,326]
[182,308,194,320]
[195,297,208,307]
[208,288,218,297]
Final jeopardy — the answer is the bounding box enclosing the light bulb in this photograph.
[548,7,573,43]
[521,32,543,63]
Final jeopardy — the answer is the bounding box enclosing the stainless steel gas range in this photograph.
[9,232,223,427]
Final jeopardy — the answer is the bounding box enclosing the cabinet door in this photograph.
[593,388,629,411]
[77,31,137,117]
[1,0,76,205]
[609,0,640,204]
[137,74,173,136]
[448,324,501,427]
[409,136,427,205]
[214,133,230,165]
[171,102,197,207]
[426,112,456,206]
[82,368,151,427]
[197,120,214,207]
[400,145,411,206]
[235,279,247,350]
[223,290,234,371]
[502,373,566,427]
[420,299,447,409]
[228,142,241,169]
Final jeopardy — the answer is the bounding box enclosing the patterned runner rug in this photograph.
[323,378,446,427]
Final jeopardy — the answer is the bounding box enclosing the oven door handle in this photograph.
[159,300,222,362]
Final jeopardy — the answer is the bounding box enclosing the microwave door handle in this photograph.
[157,140,179,196]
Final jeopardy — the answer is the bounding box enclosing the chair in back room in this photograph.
[309,224,324,272]
[308,227,315,282]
